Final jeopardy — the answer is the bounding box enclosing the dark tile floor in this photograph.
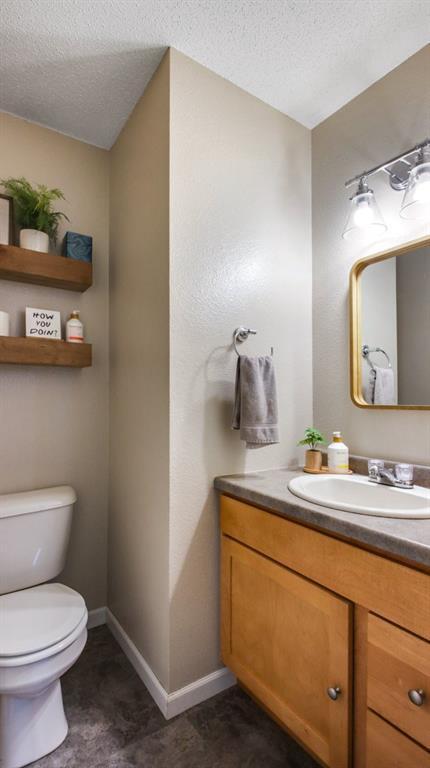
[33,626,319,767]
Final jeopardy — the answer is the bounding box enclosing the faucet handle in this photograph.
[395,463,414,485]
[368,459,384,478]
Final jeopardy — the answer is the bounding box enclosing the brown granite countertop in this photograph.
[214,468,430,569]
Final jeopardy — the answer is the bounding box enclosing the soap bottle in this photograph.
[327,431,349,473]
[66,310,84,343]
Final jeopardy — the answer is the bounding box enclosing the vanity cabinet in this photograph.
[220,494,430,768]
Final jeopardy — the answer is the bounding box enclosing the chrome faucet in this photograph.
[368,463,414,489]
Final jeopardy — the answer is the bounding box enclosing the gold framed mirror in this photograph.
[350,234,430,410]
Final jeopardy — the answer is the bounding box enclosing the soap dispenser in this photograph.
[327,431,349,474]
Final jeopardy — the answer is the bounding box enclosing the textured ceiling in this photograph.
[1,0,429,148]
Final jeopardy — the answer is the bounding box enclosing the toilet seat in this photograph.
[0,583,87,667]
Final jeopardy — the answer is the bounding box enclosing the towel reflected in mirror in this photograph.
[366,366,396,405]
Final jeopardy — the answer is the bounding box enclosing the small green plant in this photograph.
[1,177,69,243]
[297,427,326,450]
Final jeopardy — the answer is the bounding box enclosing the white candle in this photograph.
[0,311,10,336]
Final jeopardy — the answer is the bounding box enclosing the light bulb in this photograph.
[353,197,376,227]
[414,178,430,202]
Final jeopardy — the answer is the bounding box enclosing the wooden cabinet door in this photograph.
[221,535,352,768]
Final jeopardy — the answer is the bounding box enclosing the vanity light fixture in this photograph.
[342,179,386,242]
[342,138,430,240]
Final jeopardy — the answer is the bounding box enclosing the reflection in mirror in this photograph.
[359,245,429,407]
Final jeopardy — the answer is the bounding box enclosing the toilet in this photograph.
[0,486,88,768]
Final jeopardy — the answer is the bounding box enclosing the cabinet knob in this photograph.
[327,686,341,701]
[408,689,425,707]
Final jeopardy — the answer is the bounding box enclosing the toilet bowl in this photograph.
[0,584,88,768]
[0,487,88,768]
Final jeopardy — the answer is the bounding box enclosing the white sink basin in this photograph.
[288,474,430,518]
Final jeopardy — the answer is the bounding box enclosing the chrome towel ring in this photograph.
[362,344,392,370]
[233,327,274,357]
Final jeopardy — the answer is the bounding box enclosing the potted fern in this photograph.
[298,427,326,472]
[1,177,69,253]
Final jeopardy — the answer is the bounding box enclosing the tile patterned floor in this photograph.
[33,626,319,767]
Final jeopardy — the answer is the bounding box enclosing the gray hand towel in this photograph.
[232,355,279,448]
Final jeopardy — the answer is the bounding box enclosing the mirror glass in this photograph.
[353,240,430,408]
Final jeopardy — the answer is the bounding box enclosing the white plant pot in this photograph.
[20,229,50,253]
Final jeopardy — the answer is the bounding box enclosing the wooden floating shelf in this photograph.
[0,337,92,368]
[0,244,92,292]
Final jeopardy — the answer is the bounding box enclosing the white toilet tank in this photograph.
[0,486,77,595]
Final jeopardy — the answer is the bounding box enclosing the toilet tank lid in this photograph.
[0,486,77,519]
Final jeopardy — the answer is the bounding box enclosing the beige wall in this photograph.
[109,54,170,687]
[312,45,430,464]
[108,49,312,693]
[169,50,312,690]
[0,112,109,610]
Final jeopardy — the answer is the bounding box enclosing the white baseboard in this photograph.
[106,609,168,715]
[106,608,235,719]
[166,666,236,719]
[87,606,107,629]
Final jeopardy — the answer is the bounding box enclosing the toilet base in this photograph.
[0,679,68,768]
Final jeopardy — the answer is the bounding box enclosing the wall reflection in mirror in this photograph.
[354,240,429,408]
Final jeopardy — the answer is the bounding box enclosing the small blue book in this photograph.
[62,231,92,263]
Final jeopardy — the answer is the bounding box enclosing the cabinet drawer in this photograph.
[366,709,430,768]
[367,614,430,748]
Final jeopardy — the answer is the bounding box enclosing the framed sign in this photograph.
[26,307,62,340]
[0,194,14,245]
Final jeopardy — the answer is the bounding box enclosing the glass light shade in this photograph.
[400,161,430,220]
[342,189,387,242]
